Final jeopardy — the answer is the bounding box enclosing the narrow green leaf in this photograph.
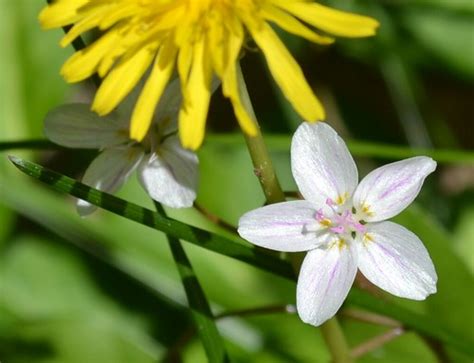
[8,156,474,357]
[154,203,229,362]
[2,137,474,164]
[7,155,295,280]
[0,139,56,151]
[206,134,474,164]
[168,238,228,362]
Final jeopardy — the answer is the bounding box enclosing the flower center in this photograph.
[316,198,366,239]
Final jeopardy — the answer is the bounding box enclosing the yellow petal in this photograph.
[178,40,213,150]
[130,41,177,141]
[225,68,258,136]
[60,6,110,47]
[92,42,157,116]
[263,4,334,45]
[60,28,120,82]
[249,22,325,122]
[97,23,137,77]
[221,27,257,136]
[39,0,88,29]
[272,0,379,38]
[177,39,193,107]
[99,2,139,30]
[208,19,226,76]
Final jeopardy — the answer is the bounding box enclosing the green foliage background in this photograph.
[0,0,473,362]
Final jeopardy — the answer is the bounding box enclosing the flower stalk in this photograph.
[237,64,353,363]
[320,318,354,363]
[238,67,285,204]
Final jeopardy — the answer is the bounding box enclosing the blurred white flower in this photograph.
[238,122,437,326]
[44,79,198,216]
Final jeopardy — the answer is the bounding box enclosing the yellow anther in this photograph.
[362,233,374,246]
[330,238,347,250]
[319,218,332,227]
[336,192,349,205]
[361,203,374,217]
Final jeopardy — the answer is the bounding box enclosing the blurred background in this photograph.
[0,0,473,362]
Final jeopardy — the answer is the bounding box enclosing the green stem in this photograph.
[237,67,285,204]
[236,64,352,363]
[320,318,354,363]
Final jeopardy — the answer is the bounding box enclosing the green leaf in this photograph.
[0,139,56,151]
[155,203,229,362]
[8,155,295,280]
[206,134,474,165]
[2,136,474,164]
[8,156,474,357]
[168,238,229,362]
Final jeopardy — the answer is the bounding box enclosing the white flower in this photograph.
[238,122,437,326]
[44,79,198,216]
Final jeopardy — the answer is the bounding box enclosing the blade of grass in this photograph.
[206,134,474,164]
[154,202,229,362]
[8,155,295,280]
[0,139,57,150]
[7,156,474,357]
[1,137,473,164]
[1,174,266,358]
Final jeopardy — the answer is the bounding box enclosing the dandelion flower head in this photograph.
[40,0,379,149]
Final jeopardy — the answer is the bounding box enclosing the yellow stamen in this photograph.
[362,233,374,246]
[362,203,374,217]
[336,192,349,205]
[330,238,347,250]
[319,218,332,228]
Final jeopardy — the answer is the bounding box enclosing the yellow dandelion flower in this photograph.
[40,0,379,149]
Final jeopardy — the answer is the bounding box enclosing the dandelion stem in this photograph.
[236,64,353,363]
[237,66,285,204]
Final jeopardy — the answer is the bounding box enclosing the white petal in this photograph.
[138,136,198,208]
[353,157,436,222]
[115,78,147,122]
[77,147,143,216]
[297,240,358,326]
[154,77,182,126]
[357,221,437,300]
[238,200,329,252]
[44,103,127,149]
[291,123,358,208]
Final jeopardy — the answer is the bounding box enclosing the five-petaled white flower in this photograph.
[238,122,437,326]
[44,79,198,216]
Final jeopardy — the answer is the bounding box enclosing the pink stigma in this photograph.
[330,226,345,233]
[315,209,326,223]
[326,198,335,206]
